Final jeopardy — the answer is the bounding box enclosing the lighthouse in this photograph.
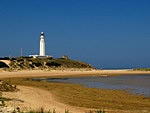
[40,32,45,56]
[29,32,52,58]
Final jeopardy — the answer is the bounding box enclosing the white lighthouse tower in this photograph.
[29,32,52,58]
[40,32,45,56]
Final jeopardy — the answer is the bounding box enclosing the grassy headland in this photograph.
[0,57,93,71]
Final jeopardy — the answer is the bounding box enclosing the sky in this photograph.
[0,0,150,69]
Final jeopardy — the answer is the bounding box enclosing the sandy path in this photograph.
[3,86,87,113]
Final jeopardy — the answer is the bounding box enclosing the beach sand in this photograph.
[1,69,150,113]
[0,69,150,79]
[3,85,87,113]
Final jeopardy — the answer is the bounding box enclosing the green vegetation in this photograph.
[0,97,11,102]
[27,108,56,113]
[95,110,105,113]
[21,108,105,113]
[2,77,150,112]
[26,108,71,113]
[133,68,150,71]
[87,110,105,113]
[8,57,93,70]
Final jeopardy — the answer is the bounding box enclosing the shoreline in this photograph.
[2,77,150,113]
[0,69,150,79]
[1,69,150,113]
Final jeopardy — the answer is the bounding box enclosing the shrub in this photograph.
[46,62,61,67]
[33,62,42,67]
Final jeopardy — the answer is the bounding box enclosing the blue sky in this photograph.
[0,0,150,68]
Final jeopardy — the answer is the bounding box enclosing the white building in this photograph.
[40,32,45,56]
[29,32,52,58]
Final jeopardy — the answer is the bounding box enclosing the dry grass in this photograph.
[2,77,150,112]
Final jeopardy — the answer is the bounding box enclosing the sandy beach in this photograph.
[3,86,87,113]
[1,69,150,113]
[0,69,150,79]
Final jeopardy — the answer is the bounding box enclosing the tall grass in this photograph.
[20,108,105,113]
[26,108,71,113]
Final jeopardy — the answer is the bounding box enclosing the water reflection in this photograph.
[33,74,150,97]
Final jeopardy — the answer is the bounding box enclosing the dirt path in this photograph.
[3,86,87,113]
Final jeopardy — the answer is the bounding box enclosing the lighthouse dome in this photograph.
[41,32,44,35]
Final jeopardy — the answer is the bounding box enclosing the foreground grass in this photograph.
[2,77,150,112]
[26,108,105,113]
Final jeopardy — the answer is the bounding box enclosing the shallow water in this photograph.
[33,74,150,97]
